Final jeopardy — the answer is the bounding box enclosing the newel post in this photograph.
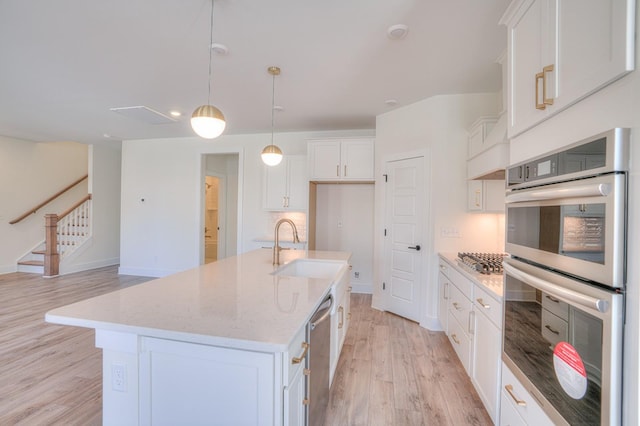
[44,214,59,277]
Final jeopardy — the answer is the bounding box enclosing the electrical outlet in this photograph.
[112,363,126,392]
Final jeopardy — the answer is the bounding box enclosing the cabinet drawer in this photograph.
[448,310,472,375]
[541,292,569,321]
[501,363,554,426]
[474,285,502,329]
[541,308,568,347]
[449,283,473,335]
[287,326,308,383]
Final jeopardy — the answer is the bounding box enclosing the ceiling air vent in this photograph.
[109,106,177,124]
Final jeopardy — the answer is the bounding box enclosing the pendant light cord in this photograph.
[207,0,215,105]
[271,73,276,145]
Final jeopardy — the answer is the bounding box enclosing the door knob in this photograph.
[408,245,421,251]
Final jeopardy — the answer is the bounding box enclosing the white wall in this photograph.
[118,129,374,277]
[60,144,122,274]
[507,12,640,422]
[0,137,88,273]
[373,92,503,329]
[315,184,374,293]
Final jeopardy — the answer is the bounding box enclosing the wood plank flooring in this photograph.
[0,267,151,425]
[0,267,491,425]
[325,294,492,426]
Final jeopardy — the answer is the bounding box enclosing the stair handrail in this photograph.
[9,174,88,224]
[58,194,92,220]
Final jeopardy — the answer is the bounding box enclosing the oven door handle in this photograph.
[503,261,609,313]
[505,182,611,204]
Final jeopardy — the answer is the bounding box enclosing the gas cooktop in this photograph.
[457,252,507,275]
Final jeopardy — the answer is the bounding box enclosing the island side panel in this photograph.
[96,330,141,426]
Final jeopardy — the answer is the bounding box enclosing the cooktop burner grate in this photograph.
[457,252,507,275]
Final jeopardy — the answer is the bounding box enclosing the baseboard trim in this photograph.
[0,264,18,275]
[59,257,120,276]
[118,266,181,278]
[420,315,443,331]
[350,282,372,294]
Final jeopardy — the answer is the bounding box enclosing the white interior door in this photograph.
[383,156,425,322]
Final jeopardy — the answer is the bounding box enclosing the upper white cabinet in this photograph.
[468,180,505,212]
[308,138,374,181]
[263,155,308,211]
[500,0,635,137]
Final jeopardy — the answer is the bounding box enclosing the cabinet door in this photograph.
[555,0,635,111]
[483,180,505,212]
[309,140,341,180]
[468,180,484,211]
[341,139,374,180]
[507,0,556,136]
[472,310,501,424]
[264,161,288,210]
[285,364,307,426]
[438,272,450,332]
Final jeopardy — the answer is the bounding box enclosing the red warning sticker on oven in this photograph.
[553,341,587,399]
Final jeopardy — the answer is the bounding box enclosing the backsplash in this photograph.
[268,212,307,242]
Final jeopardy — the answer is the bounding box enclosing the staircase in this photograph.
[17,196,92,276]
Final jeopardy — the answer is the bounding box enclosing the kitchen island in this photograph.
[46,249,351,426]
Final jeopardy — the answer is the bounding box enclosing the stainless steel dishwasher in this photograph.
[308,294,333,426]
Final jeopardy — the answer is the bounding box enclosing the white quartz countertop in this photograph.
[439,252,504,300]
[46,249,351,352]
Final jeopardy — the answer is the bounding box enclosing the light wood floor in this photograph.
[0,267,152,425]
[0,267,490,425]
[325,294,491,426]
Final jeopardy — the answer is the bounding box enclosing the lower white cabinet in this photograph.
[437,271,449,332]
[285,351,308,426]
[501,362,554,426]
[438,255,503,425]
[472,303,501,423]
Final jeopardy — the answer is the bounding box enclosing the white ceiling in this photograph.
[0,0,509,145]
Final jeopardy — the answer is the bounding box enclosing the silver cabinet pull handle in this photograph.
[336,165,339,177]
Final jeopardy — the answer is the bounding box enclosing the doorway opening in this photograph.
[202,153,240,264]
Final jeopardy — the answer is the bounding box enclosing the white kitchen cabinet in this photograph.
[308,138,374,181]
[468,180,505,212]
[467,116,498,159]
[285,326,308,426]
[501,0,635,137]
[472,285,502,424]
[501,362,554,426]
[438,270,450,332]
[263,155,307,211]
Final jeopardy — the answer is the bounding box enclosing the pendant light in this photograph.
[261,66,283,166]
[191,0,226,139]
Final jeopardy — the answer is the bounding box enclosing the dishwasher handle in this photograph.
[310,295,333,330]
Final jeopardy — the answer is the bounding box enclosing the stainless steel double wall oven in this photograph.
[503,128,629,425]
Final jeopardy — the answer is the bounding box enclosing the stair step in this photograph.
[32,250,46,255]
[18,260,44,266]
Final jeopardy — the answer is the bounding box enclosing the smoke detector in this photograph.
[387,24,408,40]
[210,43,229,55]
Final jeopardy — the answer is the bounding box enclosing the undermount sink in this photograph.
[272,259,346,279]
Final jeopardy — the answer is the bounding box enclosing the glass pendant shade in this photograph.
[191,105,226,139]
[261,144,283,166]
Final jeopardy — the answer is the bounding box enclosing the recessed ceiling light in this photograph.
[385,99,398,106]
[210,43,229,55]
[387,24,408,40]
[170,110,182,117]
